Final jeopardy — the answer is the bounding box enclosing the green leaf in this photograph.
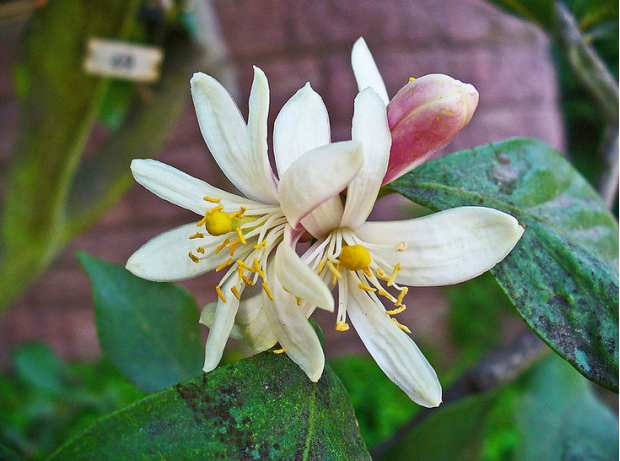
[376,391,498,461]
[483,0,555,29]
[388,138,619,392]
[0,443,23,461]
[79,253,203,393]
[47,352,371,460]
[514,355,618,460]
[14,343,67,396]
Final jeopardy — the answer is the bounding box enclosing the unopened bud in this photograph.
[384,74,479,184]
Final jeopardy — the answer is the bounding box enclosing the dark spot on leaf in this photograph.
[497,153,511,164]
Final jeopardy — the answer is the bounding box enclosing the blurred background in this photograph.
[0,0,616,459]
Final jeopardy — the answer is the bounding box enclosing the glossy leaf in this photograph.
[47,352,371,460]
[514,355,618,460]
[79,253,203,393]
[388,138,619,392]
[377,392,498,461]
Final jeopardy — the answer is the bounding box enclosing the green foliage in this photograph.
[388,138,619,392]
[79,253,204,393]
[330,356,419,449]
[484,0,555,28]
[0,344,144,461]
[47,352,371,461]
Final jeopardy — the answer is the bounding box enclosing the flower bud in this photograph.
[384,74,479,184]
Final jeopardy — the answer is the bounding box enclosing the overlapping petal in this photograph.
[279,141,363,231]
[346,272,442,407]
[126,224,237,282]
[351,37,389,105]
[341,87,391,229]
[273,83,331,177]
[355,207,524,286]
[131,159,253,215]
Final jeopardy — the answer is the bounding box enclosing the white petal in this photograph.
[245,67,279,204]
[191,73,264,202]
[273,83,331,178]
[275,233,334,312]
[126,223,233,282]
[263,269,325,382]
[341,88,391,228]
[130,159,254,215]
[351,37,389,105]
[203,278,240,372]
[201,302,242,339]
[346,272,442,407]
[279,141,363,230]
[300,198,344,239]
[356,207,525,286]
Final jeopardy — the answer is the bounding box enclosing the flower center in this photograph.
[339,245,371,271]
[204,210,232,235]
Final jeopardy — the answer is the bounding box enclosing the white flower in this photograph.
[298,86,524,407]
[126,67,364,380]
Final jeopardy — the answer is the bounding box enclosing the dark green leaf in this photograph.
[14,343,66,396]
[483,0,554,29]
[377,391,498,461]
[388,138,619,391]
[47,352,370,461]
[79,253,203,393]
[514,355,618,460]
[0,443,23,461]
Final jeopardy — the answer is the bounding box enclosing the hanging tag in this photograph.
[84,38,164,83]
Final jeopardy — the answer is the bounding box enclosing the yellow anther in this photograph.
[231,286,241,300]
[376,267,389,280]
[207,205,224,213]
[188,252,200,263]
[386,304,406,315]
[231,206,248,219]
[189,232,205,240]
[335,321,350,331]
[215,238,230,254]
[296,297,302,306]
[396,287,408,306]
[317,260,326,275]
[215,286,227,303]
[262,282,274,301]
[326,260,341,285]
[409,77,416,82]
[339,245,371,271]
[358,283,377,292]
[237,260,255,272]
[387,263,402,287]
[377,289,396,302]
[204,210,233,236]
[362,267,372,277]
[253,258,265,279]
[273,348,286,354]
[216,258,233,272]
[254,240,267,250]
[196,247,205,254]
[241,274,254,286]
[235,227,246,244]
[392,318,412,334]
[203,196,221,203]
[396,241,407,251]
[228,240,240,257]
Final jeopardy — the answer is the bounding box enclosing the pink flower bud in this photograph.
[384,74,479,185]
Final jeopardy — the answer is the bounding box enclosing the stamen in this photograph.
[335,321,350,331]
[296,297,302,306]
[396,241,407,251]
[231,286,241,300]
[253,240,267,250]
[396,287,408,306]
[273,348,285,354]
[362,267,372,277]
[326,260,342,285]
[237,260,255,273]
[392,318,412,334]
[358,283,377,292]
[386,304,406,315]
[203,196,221,203]
[215,286,227,303]
[387,263,402,287]
[215,238,230,254]
[207,205,224,213]
[377,289,396,302]
[228,239,240,257]
[235,227,246,244]
[253,258,265,279]
[241,274,254,286]
[188,252,200,263]
[196,247,205,254]
[376,268,390,281]
[317,260,326,274]
[230,206,247,219]
[189,232,204,239]
[262,282,274,301]
[216,258,233,272]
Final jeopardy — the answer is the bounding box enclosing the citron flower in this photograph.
[126,67,364,380]
[352,37,480,184]
[298,84,524,407]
